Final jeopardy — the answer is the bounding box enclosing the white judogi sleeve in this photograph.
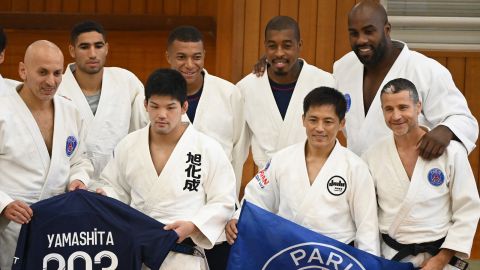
[441,142,480,258]
[334,41,478,155]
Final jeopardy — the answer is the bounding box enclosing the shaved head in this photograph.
[349,0,388,26]
[24,40,63,66]
[19,40,64,103]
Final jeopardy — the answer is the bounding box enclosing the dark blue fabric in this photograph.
[227,201,415,270]
[12,189,178,270]
[269,78,296,120]
[187,87,203,123]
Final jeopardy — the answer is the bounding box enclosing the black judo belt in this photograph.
[381,234,468,270]
[171,237,205,258]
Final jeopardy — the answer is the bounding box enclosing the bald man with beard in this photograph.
[333,0,478,158]
[0,40,93,269]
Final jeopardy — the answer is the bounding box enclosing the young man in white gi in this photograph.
[0,40,93,269]
[363,78,480,270]
[57,20,148,180]
[166,25,245,270]
[95,68,236,270]
[166,25,246,196]
[226,87,380,256]
[0,27,20,96]
[237,16,336,170]
[334,0,478,157]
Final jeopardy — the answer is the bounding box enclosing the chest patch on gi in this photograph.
[65,136,77,157]
[255,159,271,189]
[327,176,347,196]
[344,93,351,112]
[427,168,444,186]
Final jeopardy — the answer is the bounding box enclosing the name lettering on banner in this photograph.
[184,152,202,192]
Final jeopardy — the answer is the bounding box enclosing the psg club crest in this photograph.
[427,168,445,186]
[65,136,77,157]
[344,93,351,112]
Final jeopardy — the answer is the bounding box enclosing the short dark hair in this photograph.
[70,20,106,44]
[265,16,300,42]
[0,27,6,52]
[303,87,347,121]
[167,25,203,48]
[381,78,419,103]
[145,68,187,104]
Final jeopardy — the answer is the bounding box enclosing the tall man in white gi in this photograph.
[237,16,336,169]
[0,40,93,269]
[363,78,480,270]
[57,20,148,180]
[226,87,380,256]
[334,0,478,157]
[165,25,244,270]
[95,68,236,270]
[0,27,20,96]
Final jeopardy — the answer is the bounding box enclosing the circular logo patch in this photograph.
[344,93,351,113]
[427,168,444,186]
[327,176,347,196]
[65,136,77,157]
[262,242,366,270]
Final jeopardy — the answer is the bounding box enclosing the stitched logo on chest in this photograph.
[427,168,444,186]
[65,136,77,157]
[327,176,347,196]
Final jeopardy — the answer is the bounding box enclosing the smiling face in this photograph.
[265,28,302,80]
[144,94,187,136]
[19,43,64,102]
[348,3,390,66]
[166,40,204,88]
[381,91,422,137]
[303,104,345,151]
[69,31,108,75]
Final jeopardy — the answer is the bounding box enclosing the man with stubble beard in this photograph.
[333,0,477,158]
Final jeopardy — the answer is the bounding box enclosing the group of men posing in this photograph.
[0,0,479,269]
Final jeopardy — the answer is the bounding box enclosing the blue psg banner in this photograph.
[227,201,415,270]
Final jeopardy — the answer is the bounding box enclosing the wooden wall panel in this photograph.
[334,0,356,61]
[242,0,261,75]
[0,0,216,16]
[298,0,318,64]
[45,0,62,12]
[316,1,336,72]
[279,0,298,21]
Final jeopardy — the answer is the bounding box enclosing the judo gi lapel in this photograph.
[144,124,193,208]
[276,60,309,150]
[39,96,71,200]
[11,91,51,174]
[60,64,94,124]
[261,71,284,134]
[191,69,209,126]
[293,141,342,225]
[385,136,424,237]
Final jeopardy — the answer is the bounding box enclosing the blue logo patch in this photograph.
[427,168,444,186]
[65,136,77,157]
[344,93,351,112]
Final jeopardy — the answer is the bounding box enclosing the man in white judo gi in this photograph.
[0,40,93,269]
[237,16,336,169]
[166,25,244,270]
[226,87,380,256]
[363,78,480,270]
[0,27,20,96]
[57,20,148,180]
[95,68,236,270]
[334,0,478,157]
